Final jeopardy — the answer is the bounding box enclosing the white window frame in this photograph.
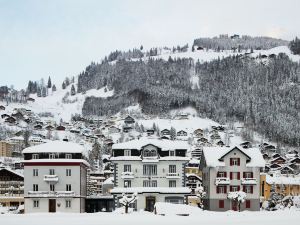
[124,165,131,172]
[169,180,176,187]
[49,169,55,175]
[50,184,55,192]
[169,150,175,156]
[33,200,39,208]
[143,165,157,176]
[143,180,157,187]
[124,180,131,188]
[32,154,39,159]
[124,150,131,156]
[169,165,176,173]
[66,169,71,176]
[49,153,56,159]
[66,184,71,191]
[244,172,252,178]
[244,186,252,193]
[232,158,239,166]
[231,186,239,192]
[33,184,38,191]
[66,154,72,159]
[66,200,71,208]
[33,169,38,177]
[218,186,226,194]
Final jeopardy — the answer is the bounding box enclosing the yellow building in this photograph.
[260,173,300,201]
[0,141,12,157]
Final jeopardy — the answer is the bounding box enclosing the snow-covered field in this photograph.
[0,210,299,225]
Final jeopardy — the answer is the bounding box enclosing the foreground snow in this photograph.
[0,210,299,225]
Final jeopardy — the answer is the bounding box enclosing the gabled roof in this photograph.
[202,146,265,168]
[22,141,84,154]
[0,167,24,179]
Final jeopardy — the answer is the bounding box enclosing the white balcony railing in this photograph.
[121,172,134,179]
[44,175,59,183]
[241,178,257,185]
[27,191,75,197]
[215,177,230,185]
[166,173,180,179]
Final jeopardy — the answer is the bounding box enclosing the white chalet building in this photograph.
[23,141,89,213]
[200,146,265,211]
[110,138,191,212]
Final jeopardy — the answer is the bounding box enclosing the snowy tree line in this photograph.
[193,35,288,51]
[289,37,300,55]
[79,50,300,147]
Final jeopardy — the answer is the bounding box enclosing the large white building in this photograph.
[22,141,89,213]
[110,138,191,212]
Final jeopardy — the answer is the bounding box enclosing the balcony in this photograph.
[27,191,75,197]
[241,178,257,185]
[121,172,134,179]
[215,177,230,185]
[166,173,180,179]
[44,175,59,183]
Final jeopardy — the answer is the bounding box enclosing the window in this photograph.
[169,180,176,187]
[33,184,38,191]
[32,154,39,159]
[66,169,71,176]
[124,150,131,156]
[169,151,175,156]
[230,186,240,192]
[143,149,157,157]
[66,184,71,191]
[243,172,253,178]
[216,186,227,194]
[49,153,56,159]
[243,186,253,194]
[49,169,55,175]
[165,197,184,204]
[66,154,72,159]
[50,184,55,192]
[169,165,176,173]
[66,200,71,208]
[230,158,240,166]
[217,171,226,177]
[33,169,38,176]
[143,180,157,187]
[230,172,240,180]
[33,200,39,208]
[246,200,251,208]
[143,165,157,176]
[124,165,131,172]
[219,200,224,208]
[124,180,131,188]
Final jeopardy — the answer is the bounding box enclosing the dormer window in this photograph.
[32,154,39,159]
[143,149,157,157]
[169,151,175,156]
[124,150,131,156]
[66,154,72,159]
[49,153,56,159]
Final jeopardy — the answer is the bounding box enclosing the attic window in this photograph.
[169,151,175,156]
[32,154,39,159]
[124,150,131,156]
[143,149,157,157]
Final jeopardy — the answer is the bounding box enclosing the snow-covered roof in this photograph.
[110,156,190,161]
[110,187,191,194]
[103,177,114,185]
[202,146,265,167]
[112,137,189,151]
[22,159,90,167]
[0,167,24,178]
[22,141,84,154]
[266,174,300,185]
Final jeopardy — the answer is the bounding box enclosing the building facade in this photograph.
[110,138,191,212]
[0,141,12,157]
[22,141,89,213]
[201,146,265,211]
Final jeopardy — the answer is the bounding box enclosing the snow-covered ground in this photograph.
[0,210,299,225]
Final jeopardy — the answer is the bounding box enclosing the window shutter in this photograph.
[219,200,224,208]
[251,172,254,178]
[230,172,233,180]
[230,186,233,192]
[217,172,220,177]
[238,158,240,166]
[224,186,227,194]
[238,186,240,191]
[237,172,240,180]
[243,186,246,192]
[251,186,253,193]
[224,172,227,177]
[246,200,251,208]
[230,158,233,166]
[243,172,246,178]
[216,186,219,194]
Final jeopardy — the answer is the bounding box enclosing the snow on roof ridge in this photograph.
[22,140,84,154]
[112,137,189,151]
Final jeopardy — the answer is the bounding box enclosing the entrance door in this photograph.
[232,200,238,211]
[49,199,56,213]
[145,196,156,212]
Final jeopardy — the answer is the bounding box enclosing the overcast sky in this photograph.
[1,0,300,89]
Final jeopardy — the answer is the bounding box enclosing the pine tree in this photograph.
[71,84,76,96]
[62,82,66,90]
[52,84,57,92]
[47,76,52,88]
[170,127,177,140]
